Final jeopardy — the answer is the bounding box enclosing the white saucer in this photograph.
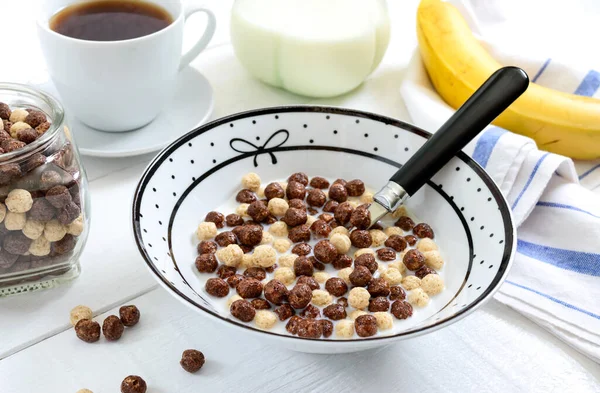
[35,67,214,158]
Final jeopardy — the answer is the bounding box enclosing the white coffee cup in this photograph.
[37,0,216,132]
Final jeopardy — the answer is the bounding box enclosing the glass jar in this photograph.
[0,83,90,296]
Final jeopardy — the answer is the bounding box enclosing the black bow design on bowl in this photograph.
[230,129,290,167]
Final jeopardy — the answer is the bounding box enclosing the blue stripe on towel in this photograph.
[536,201,600,219]
[472,127,506,168]
[579,163,600,180]
[511,153,550,209]
[505,280,600,320]
[532,58,552,83]
[574,70,600,97]
[517,239,600,276]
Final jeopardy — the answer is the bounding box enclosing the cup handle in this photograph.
[179,6,216,71]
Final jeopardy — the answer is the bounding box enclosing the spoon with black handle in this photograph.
[367,66,529,227]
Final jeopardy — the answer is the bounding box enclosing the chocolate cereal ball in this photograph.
[289,283,313,309]
[297,318,322,338]
[310,219,331,238]
[288,224,311,243]
[306,189,326,207]
[264,182,285,200]
[102,315,124,341]
[313,240,338,263]
[244,267,267,281]
[350,229,372,248]
[282,207,307,227]
[297,275,320,290]
[226,213,244,227]
[75,319,101,343]
[197,240,217,254]
[355,314,378,337]
[293,256,314,277]
[24,110,46,128]
[323,200,339,213]
[251,298,271,310]
[390,285,406,301]
[288,199,306,210]
[121,375,147,393]
[247,200,269,222]
[195,254,218,273]
[334,202,354,225]
[385,234,408,252]
[0,103,10,120]
[404,235,418,246]
[205,211,225,228]
[264,279,289,305]
[368,297,390,312]
[349,207,370,230]
[354,253,378,274]
[332,254,353,270]
[328,183,348,202]
[286,181,306,200]
[274,304,295,321]
[325,277,348,297]
[45,186,71,209]
[310,176,330,189]
[391,300,413,319]
[180,349,205,373]
[349,265,372,287]
[119,305,140,327]
[395,216,415,231]
[236,278,263,298]
[323,304,346,320]
[367,278,391,297]
[376,247,396,261]
[216,265,237,279]
[227,274,245,288]
[285,315,303,334]
[413,223,435,239]
[403,249,426,271]
[206,278,230,297]
[236,225,263,246]
[415,266,437,279]
[300,304,321,319]
[288,172,309,185]
[236,189,257,204]
[215,231,237,247]
[230,299,256,322]
[320,320,334,338]
[345,179,365,197]
[291,242,311,256]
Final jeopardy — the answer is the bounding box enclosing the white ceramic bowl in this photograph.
[132,106,515,353]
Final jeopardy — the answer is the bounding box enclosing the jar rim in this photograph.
[0,82,64,162]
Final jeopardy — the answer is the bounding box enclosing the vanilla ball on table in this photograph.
[70,305,93,326]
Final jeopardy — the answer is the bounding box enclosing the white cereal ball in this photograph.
[329,226,349,238]
[335,320,355,338]
[330,233,351,254]
[5,189,33,213]
[70,305,92,326]
[417,238,438,252]
[421,274,444,295]
[9,108,28,123]
[216,244,243,267]
[257,186,266,198]
[273,238,292,253]
[377,264,386,274]
[22,219,45,240]
[278,182,288,191]
[29,235,51,256]
[381,268,403,285]
[338,267,353,284]
[254,310,277,329]
[9,121,32,138]
[360,191,374,204]
[252,245,277,267]
[242,172,261,191]
[5,212,26,230]
[236,203,250,217]
[0,203,7,223]
[313,271,330,284]
[77,389,94,393]
[67,214,84,236]
[240,254,254,268]
[384,226,403,237]
[354,248,375,259]
[373,312,394,330]
[269,221,288,237]
[260,231,273,245]
[424,250,444,270]
[274,267,295,285]
[369,229,387,247]
[391,205,409,219]
[311,289,333,306]
[349,310,368,320]
[408,287,430,307]
[306,215,317,226]
[388,260,406,274]
[278,253,297,268]
[267,198,289,217]
[227,294,243,309]
[348,287,370,309]
[196,221,217,241]
[402,275,421,290]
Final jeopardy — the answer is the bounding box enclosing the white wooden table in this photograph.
[0,1,599,392]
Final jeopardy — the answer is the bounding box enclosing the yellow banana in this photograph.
[416,0,600,159]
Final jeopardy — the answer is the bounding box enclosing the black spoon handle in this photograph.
[391,66,529,196]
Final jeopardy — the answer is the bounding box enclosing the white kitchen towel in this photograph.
[400,0,600,362]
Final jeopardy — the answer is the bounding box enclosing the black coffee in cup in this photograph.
[50,0,173,41]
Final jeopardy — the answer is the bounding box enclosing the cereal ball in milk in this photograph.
[348,287,370,310]
[360,191,374,204]
[401,275,421,290]
[254,310,278,329]
[227,294,243,309]
[369,229,387,247]
[240,254,254,268]
[269,221,288,237]
[5,212,26,230]
[391,205,409,219]
[260,231,274,245]
[77,389,93,393]
[0,203,6,223]
[380,268,403,285]
[216,244,244,267]
[421,274,444,295]
[384,226,403,237]
[70,305,92,326]
[354,248,375,259]
[348,310,368,320]
[278,253,297,268]
[242,172,261,191]
[5,189,33,213]
[338,267,353,284]
[306,215,317,226]
[22,219,45,240]
[29,235,51,256]
[252,245,277,267]
[273,238,292,253]
[311,289,333,306]
[335,320,355,338]
[196,222,218,241]
[313,271,330,284]
[257,185,266,198]
[274,267,296,286]
[267,198,288,217]
[329,226,349,238]
[330,233,351,254]
[236,203,250,217]
[67,215,84,236]
[373,312,393,330]
[417,238,438,252]
[408,287,430,307]
[424,250,444,270]
[388,260,407,274]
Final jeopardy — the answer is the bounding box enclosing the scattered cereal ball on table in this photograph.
[70,305,92,326]
[102,315,124,341]
[22,219,45,240]
[196,222,217,241]
[120,375,147,393]
[417,238,438,252]
[255,310,278,329]
[335,319,355,338]
[119,305,140,327]
[180,349,205,373]
[380,268,403,285]
[313,271,330,284]
[355,314,377,337]
[408,288,430,308]
[348,287,370,309]
[216,244,244,267]
[338,267,353,284]
[29,235,51,256]
[311,289,332,306]
[421,274,444,295]
[75,319,101,343]
[242,172,261,191]
[423,250,444,270]
[274,267,295,285]
[6,189,33,213]
[230,299,256,322]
